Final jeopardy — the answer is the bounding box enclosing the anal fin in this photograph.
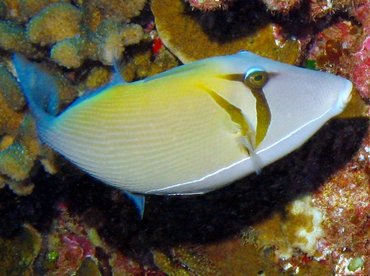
[123,191,145,219]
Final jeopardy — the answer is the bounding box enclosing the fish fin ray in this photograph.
[112,58,126,85]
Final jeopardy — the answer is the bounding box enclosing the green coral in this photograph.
[0,2,6,18]
[50,20,145,68]
[83,0,147,31]
[0,65,25,111]
[0,115,40,183]
[93,20,145,65]
[0,224,41,276]
[123,49,178,81]
[26,3,82,46]
[348,257,364,272]
[0,94,23,136]
[51,35,86,69]
[19,0,68,21]
[82,66,112,90]
[76,258,101,276]
[0,20,39,57]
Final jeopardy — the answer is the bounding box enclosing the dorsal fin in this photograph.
[111,58,127,85]
[66,60,127,109]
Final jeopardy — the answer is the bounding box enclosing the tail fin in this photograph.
[12,54,59,129]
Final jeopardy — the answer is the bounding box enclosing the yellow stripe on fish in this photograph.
[13,51,353,196]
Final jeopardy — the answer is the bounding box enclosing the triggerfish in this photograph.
[13,51,352,216]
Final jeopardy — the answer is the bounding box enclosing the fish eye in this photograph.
[244,69,268,89]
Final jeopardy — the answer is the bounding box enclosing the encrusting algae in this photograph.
[152,0,301,64]
[0,224,41,275]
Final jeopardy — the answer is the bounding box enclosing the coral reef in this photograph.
[0,65,25,111]
[90,20,145,65]
[0,224,41,275]
[82,0,147,31]
[0,1,148,68]
[50,20,146,68]
[152,0,301,64]
[0,0,155,194]
[26,3,82,46]
[29,199,163,274]
[262,0,302,14]
[313,132,370,274]
[123,49,179,81]
[308,13,370,99]
[0,20,39,57]
[249,196,324,259]
[0,0,369,274]
[50,35,86,69]
[187,0,235,11]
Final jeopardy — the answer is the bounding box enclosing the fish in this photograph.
[13,51,352,216]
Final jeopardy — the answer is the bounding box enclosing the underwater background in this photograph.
[0,0,369,274]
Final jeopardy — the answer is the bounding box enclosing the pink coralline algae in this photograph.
[352,37,370,99]
[308,4,370,99]
[187,0,235,11]
[351,3,370,98]
[313,130,370,275]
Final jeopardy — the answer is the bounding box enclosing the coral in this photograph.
[0,59,74,195]
[50,20,145,67]
[351,39,370,99]
[40,201,163,275]
[17,0,67,22]
[351,3,370,98]
[123,49,179,81]
[51,35,86,69]
[312,127,370,274]
[82,0,147,31]
[153,246,217,275]
[0,0,368,274]
[75,257,101,276]
[92,20,145,65]
[81,66,111,91]
[187,0,235,11]
[262,0,302,14]
[0,65,25,111]
[0,116,40,193]
[308,17,370,99]
[152,0,301,64]
[308,0,367,21]
[0,20,39,57]
[0,224,41,275]
[0,90,23,136]
[0,2,6,18]
[26,3,82,46]
[355,2,370,33]
[248,196,324,259]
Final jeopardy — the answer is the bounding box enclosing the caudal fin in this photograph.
[12,54,59,129]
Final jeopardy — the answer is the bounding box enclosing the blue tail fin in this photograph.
[12,54,59,128]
